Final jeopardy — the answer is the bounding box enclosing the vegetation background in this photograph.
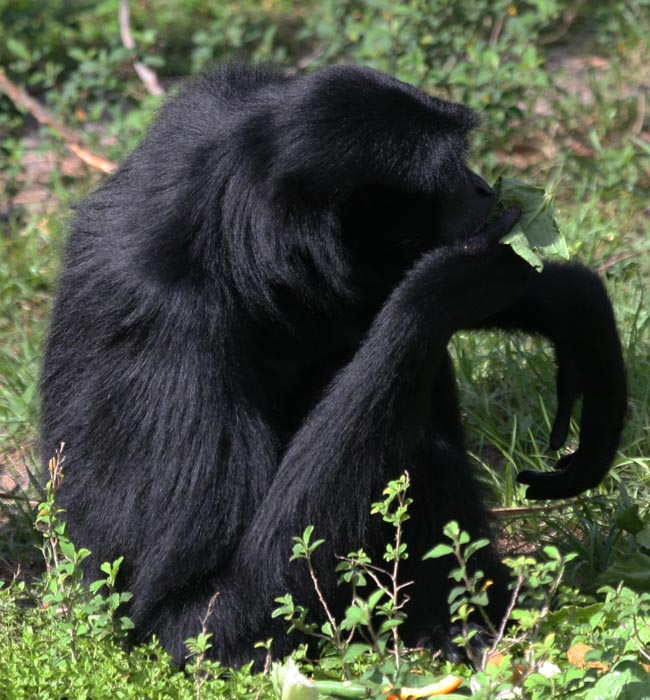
[0,0,649,697]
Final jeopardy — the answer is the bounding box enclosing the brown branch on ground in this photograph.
[118,0,165,97]
[0,68,116,174]
[491,501,577,519]
[596,251,638,275]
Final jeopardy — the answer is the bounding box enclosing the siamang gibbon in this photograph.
[41,64,627,667]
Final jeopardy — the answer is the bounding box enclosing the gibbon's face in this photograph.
[340,165,496,284]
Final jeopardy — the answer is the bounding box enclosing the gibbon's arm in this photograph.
[471,262,627,500]
[232,210,529,574]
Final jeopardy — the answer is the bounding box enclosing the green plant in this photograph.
[184,595,229,700]
[274,473,430,691]
[424,521,498,668]
[35,445,135,653]
[339,474,413,669]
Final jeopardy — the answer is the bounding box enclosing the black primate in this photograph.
[41,64,626,666]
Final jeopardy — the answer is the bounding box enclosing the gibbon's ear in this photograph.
[269,65,479,199]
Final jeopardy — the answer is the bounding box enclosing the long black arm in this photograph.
[470,262,627,499]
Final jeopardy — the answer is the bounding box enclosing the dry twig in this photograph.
[596,251,639,275]
[491,501,578,519]
[118,0,165,97]
[0,68,116,174]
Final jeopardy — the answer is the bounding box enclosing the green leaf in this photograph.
[599,552,650,591]
[59,539,76,559]
[89,580,106,594]
[7,38,30,61]
[447,586,467,604]
[367,588,385,610]
[494,177,570,271]
[344,603,368,626]
[615,505,644,535]
[500,228,544,271]
[100,561,113,575]
[464,539,491,559]
[584,661,650,700]
[443,521,461,539]
[378,619,403,633]
[636,525,650,550]
[470,590,489,607]
[423,543,453,559]
[342,643,370,662]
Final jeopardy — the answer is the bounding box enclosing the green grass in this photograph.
[0,213,64,577]
[0,215,56,446]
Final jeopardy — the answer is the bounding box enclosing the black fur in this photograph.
[41,64,627,666]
